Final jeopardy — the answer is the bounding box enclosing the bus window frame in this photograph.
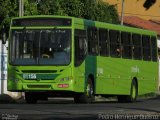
[87,27,99,56]
[132,33,142,60]
[142,35,151,61]
[99,28,109,57]
[109,30,121,58]
[121,32,132,59]
[74,29,87,67]
[151,36,158,62]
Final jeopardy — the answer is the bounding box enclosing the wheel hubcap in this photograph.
[132,85,136,99]
[86,83,93,97]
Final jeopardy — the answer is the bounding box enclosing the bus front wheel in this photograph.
[74,78,95,103]
[25,92,37,104]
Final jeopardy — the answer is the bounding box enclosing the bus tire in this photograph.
[25,92,37,104]
[117,80,138,103]
[74,77,95,103]
[127,80,138,102]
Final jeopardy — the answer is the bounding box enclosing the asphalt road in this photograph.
[0,97,160,120]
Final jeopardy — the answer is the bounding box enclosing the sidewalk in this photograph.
[156,91,160,98]
[0,94,16,104]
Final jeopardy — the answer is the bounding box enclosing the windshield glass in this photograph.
[10,29,71,65]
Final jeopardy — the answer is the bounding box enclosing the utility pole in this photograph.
[121,0,125,25]
[19,0,24,17]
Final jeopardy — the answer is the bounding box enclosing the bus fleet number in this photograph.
[23,73,37,79]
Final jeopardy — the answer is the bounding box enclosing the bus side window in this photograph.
[132,34,142,60]
[121,32,132,59]
[151,36,157,61]
[75,29,87,67]
[142,35,151,61]
[87,27,98,55]
[109,30,120,57]
[99,29,109,56]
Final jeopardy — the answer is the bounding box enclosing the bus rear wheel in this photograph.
[25,92,37,104]
[127,80,138,102]
[74,78,95,103]
[118,80,138,103]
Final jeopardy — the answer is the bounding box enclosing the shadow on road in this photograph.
[15,97,124,104]
[10,95,160,105]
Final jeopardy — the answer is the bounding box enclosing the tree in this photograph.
[38,0,64,15]
[0,0,18,36]
[24,0,38,15]
[37,0,119,23]
[95,0,119,23]
[59,0,85,17]
[0,0,119,38]
[0,0,38,37]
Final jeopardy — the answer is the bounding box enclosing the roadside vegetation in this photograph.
[0,0,119,37]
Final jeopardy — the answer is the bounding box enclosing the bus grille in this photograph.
[22,70,57,73]
[27,85,51,88]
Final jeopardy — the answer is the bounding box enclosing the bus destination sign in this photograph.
[12,18,72,27]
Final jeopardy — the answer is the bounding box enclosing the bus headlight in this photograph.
[66,77,70,81]
[60,78,65,82]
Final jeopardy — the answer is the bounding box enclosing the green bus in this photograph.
[7,15,158,103]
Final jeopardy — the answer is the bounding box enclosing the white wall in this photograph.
[0,40,8,94]
[0,40,21,99]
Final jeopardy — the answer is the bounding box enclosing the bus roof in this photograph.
[11,15,157,36]
[12,15,73,19]
[73,17,157,36]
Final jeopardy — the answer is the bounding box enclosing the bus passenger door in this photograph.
[74,29,87,92]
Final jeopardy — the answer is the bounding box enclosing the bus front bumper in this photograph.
[7,81,74,92]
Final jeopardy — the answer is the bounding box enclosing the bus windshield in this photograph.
[10,29,71,65]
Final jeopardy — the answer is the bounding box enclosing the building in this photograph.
[0,40,21,98]
[105,0,160,20]
[123,16,160,36]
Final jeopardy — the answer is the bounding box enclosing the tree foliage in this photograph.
[0,0,119,37]
[24,0,38,15]
[38,0,66,15]
[38,0,119,23]
[0,0,18,31]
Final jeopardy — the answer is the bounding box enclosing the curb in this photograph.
[0,94,16,104]
[156,94,160,99]
[156,91,160,98]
